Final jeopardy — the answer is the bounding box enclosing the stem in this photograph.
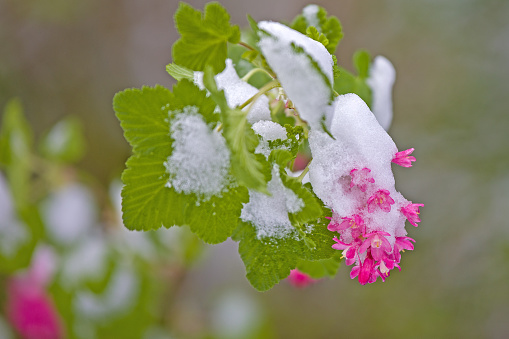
[296,159,312,182]
[333,90,340,97]
[241,68,273,82]
[238,80,280,110]
[238,41,256,51]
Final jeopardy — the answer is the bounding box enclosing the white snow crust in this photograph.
[194,59,271,124]
[257,21,334,130]
[252,120,288,158]
[367,56,396,131]
[308,94,408,240]
[302,4,320,30]
[240,166,303,239]
[165,107,230,198]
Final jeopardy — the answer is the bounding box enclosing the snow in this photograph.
[367,56,396,131]
[251,121,288,158]
[308,93,407,232]
[194,59,271,124]
[302,4,320,30]
[240,165,303,239]
[258,21,334,130]
[42,184,96,246]
[165,107,230,198]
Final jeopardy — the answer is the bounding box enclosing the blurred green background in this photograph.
[1,0,509,338]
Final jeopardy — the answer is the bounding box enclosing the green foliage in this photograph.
[334,50,373,107]
[234,205,334,291]
[354,49,371,79]
[172,2,240,73]
[0,205,44,274]
[0,99,33,207]
[114,83,248,244]
[166,63,194,81]
[39,116,86,164]
[296,252,342,279]
[203,67,270,193]
[291,5,343,54]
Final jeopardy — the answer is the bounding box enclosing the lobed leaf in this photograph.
[172,2,240,73]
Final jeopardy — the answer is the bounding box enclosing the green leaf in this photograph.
[172,2,240,73]
[235,209,334,291]
[306,26,329,46]
[202,67,269,192]
[114,83,248,243]
[296,252,342,279]
[233,161,334,291]
[291,5,343,54]
[166,63,195,81]
[0,205,44,274]
[0,99,33,207]
[334,50,373,107]
[39,117,86,163]
[354,49,371,79]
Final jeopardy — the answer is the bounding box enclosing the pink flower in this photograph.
[7,278,64,339]
[327,214,365,237]
[359,231,392,261]
[287,269,318,288]
[401,202,424,227]
[367,189,395,213]
[392,148,416,167]
[390,236,415,263]
[350,168,375,192]
[332,237,362,265]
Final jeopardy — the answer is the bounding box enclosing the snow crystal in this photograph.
[42,184,96,246]
[258,21,334,130]
[252,121,288,158]
[194,59,271,124]
[367,56,396,131]
[251,121,287,141]
[302,4,320,30]
[165,107,230,198]
[309,93,402,218]
[240,166,303,239]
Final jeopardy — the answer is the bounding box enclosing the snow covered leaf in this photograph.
[39,117,85,164]
[257,21,334,131]
[203,67,270,192]
[291,5,343,54]
[296,253,342,279]
[367,56,396,131]
[114,83,248,243]
[172,2,240,73]
[234,159,334,291]
[234,201,334,291]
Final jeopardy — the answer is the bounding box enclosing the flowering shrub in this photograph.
[113,2,423,290]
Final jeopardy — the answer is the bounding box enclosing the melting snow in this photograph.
[241,165,303,239]
[165,107,230,198]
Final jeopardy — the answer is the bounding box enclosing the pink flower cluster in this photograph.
[327,149,423,285]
